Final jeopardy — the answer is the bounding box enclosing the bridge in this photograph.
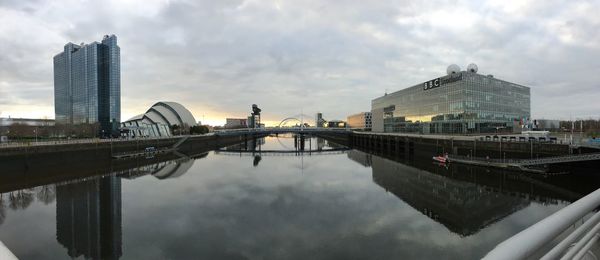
[214,147,350,156]
[213,127,350,136]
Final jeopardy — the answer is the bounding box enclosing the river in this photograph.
[0,135,598,259]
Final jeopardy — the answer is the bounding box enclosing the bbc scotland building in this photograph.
[371,64,530,134]
[54,35,120,135]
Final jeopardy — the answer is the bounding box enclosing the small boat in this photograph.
[432,153,449,163]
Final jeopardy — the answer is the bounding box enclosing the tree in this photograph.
[35,185,56,205]
[190,125,209,135]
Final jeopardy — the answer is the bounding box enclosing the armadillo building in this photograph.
[371,64,530,134]
[121,102,197,137]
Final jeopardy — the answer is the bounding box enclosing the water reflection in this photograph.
[56,176,122,259]
[0,153,202,259]
[345,149,595,237]
[120,156,202,180]
[0,136,598,259]
[370,154,529,236]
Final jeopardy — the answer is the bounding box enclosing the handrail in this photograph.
[0,241,17,260]
[483,187,600,259]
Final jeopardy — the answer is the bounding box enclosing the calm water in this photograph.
[0,135,597,259]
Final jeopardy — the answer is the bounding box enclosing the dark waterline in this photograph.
[0,135,597,259]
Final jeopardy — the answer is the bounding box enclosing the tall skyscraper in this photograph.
[53,35,121,135]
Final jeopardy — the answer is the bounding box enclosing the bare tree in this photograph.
[8,190,34,210]
[35,185,56,205]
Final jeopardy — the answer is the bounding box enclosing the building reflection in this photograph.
[347,150,372,167]
[119,154,204,180]
[370,155,529,236]
[56,175,122,259]
[345,150,536,236]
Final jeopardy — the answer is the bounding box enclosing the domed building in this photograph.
[121,102,197,137]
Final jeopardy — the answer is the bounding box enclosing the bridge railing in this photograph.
[214,127,350,135]
[483,187,600,260]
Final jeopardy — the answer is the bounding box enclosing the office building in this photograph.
[316,113,324,128]
[371,64,530,134]
[347,112,372,130]
[326,120,347,128]
[54,35,120,135]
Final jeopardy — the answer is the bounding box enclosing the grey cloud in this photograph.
[0,0,599,121]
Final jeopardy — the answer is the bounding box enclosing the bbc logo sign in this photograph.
[423,78,440,90]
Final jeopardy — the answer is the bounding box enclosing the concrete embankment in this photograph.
[319,131,600,158]
[0,134,249,159]
[0,135,247,190]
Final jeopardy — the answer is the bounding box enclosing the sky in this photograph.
[0,0,599,126]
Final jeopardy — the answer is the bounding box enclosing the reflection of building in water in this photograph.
[56,175,122,259]
[347,150,372,167]
[152,158,195,179]
[119,157,199,180]
[222,137,265,151]
[371,156,529,236]
[316,138,326,150]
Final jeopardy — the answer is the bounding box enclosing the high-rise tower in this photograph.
[53,35,121,135]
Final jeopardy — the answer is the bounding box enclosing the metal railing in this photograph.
[214,127,351,136]
[0,241,17,260]
[449,153,600,166]
[0,136,181,149]
[483,187,600,260]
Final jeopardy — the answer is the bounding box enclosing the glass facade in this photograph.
[371,71,530,134]
[53,35,120,135]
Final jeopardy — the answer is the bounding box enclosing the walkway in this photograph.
[448,152,600,173]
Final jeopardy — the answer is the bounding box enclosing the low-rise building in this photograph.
[327,120,347,128]
[225,118,247,129]
[347,112,372,131]
[0,117,55,127]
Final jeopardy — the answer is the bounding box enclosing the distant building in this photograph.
[225,118,247,129]
[327,120,347,128]
[121,102,197,137]
[316,113,325,128]
[347,112,372,130]
[371,64,531,134]
[54,35,121,135]
[0,117,55,127]
[534,119,560,131]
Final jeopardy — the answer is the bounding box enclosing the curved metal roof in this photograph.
[124,101,197,127]
[157,102,197,127]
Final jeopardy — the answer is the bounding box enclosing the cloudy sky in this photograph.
[0,0,599,125]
